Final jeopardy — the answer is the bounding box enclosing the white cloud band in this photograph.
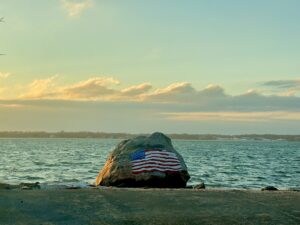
[61,0,93,17]
[162,111,300,122]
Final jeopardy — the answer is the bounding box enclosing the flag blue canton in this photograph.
[131,149,145,160]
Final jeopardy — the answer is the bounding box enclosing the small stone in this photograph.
[261,186,278,191]
[66,186,81,190]
[20,182,41,190]
[21,186,31,190]
[193,182,205,189]
[287,188,300,192]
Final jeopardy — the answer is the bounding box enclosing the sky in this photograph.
[0,0,300,134]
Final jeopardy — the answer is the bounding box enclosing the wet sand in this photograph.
[0,188,299,225]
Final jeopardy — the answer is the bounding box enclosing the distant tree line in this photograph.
[0,131,134,139]
[0,131,299,141]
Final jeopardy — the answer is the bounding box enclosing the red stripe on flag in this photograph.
[132,160,181,167]
[145,155,178,161]
[132,164,181,170]
[131,149,182,174]
[132,169,180,174]
[133,157,180,163]
[145,149,176,154]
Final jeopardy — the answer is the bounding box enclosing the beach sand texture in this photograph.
[0,188,299,225]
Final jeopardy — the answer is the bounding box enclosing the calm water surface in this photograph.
[0,138,299,189]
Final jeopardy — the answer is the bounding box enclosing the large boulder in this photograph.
[95,132,190,188]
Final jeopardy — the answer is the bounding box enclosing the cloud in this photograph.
[263,79,300,89]
[0,72,11,79]
[162,111,300,122]
[1,77,300,133]
[4,76,300,123]
[199,84,226,97]
[121,83,152,96]
[11,79,197,102]
[61,0,93,17]
[0,103,24,108]
[1,98,299,133]
[60,77,120,100]
[262,79,300,96]
[154,82,196,95]
[19,75,58,99]
[141,83,229,103]
[18,76,153,101]
[144,82,197,103]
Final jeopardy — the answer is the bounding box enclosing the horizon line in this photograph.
[0,131,299,136]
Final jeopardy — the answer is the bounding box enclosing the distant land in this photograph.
[0,131,299,141]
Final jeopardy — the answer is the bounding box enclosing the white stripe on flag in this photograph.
[132,168,180,173]
[131,149,182,174]
[132,160,181,167]
[132,165,181,171]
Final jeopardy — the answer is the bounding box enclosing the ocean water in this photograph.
[0,138,299,189]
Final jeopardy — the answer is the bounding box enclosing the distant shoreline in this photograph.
[0,131,299,141]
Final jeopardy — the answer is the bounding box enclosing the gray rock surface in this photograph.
[96,132,190,187]
[193,182,205,189]
[261,186,278,191]
[0,182,40,190]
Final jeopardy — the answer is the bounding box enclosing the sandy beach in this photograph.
[0,188,299,225]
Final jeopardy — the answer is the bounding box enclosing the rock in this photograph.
[66,186,81,190]
[193,182,205,189]
[0,183,17,190]
[0,182,41,190]
[20,182,41,190]
[261,186,278,191]
[287,188,300,192]
[96,132,190,188]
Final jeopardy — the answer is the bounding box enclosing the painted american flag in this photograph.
[130,148,182,174]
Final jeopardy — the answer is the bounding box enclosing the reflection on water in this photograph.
[0,138,299,189]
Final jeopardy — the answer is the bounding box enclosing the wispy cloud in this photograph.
[0,103,24,108]
[0,72,11,79]
[18,76,151,101]
[262,78,300,96]
[60,77,120,100]
[121,83,152,96]
[162,111,300,122]
[61,0,93,17]
[263,79,300,89]
[19,75,58,99]
[143,82,197,103]
[152,82,196,95]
